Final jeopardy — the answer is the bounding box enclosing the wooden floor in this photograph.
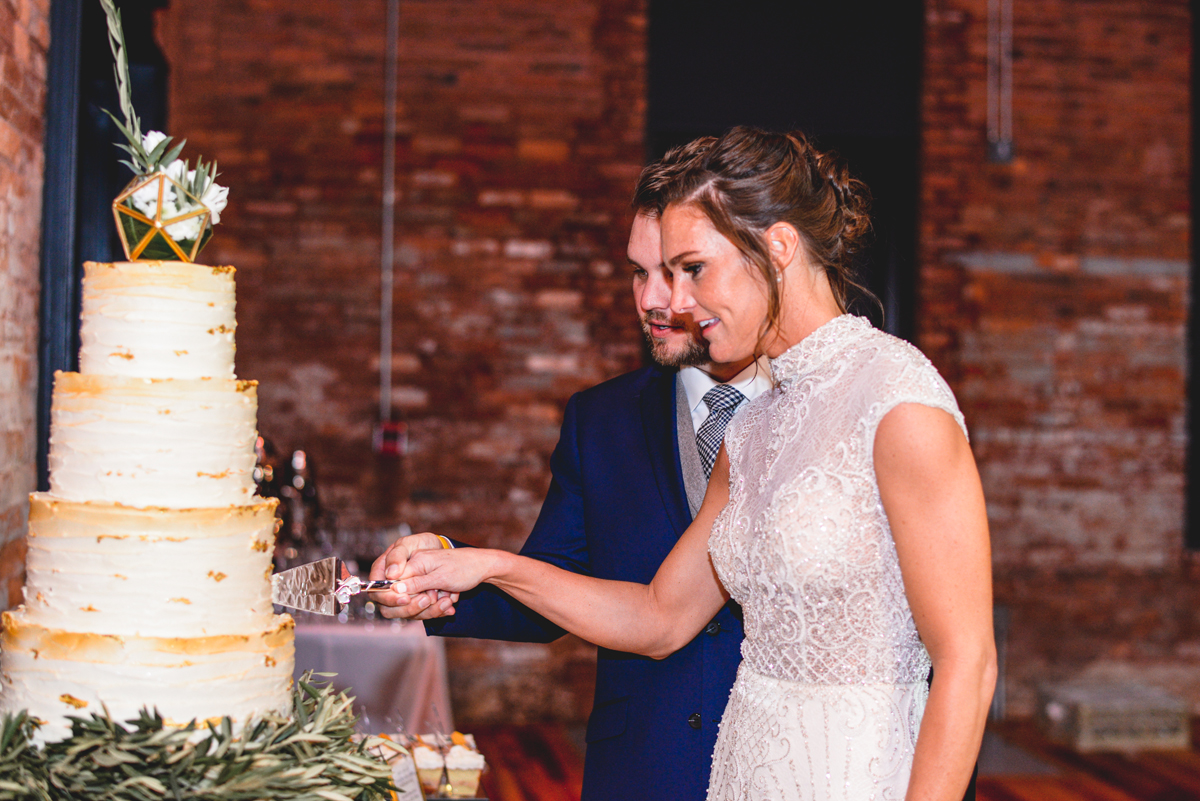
[471,719,1200,801]
[977,719,1200,801]
[473,725,585,801]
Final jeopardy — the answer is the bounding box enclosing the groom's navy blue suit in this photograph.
[426,364,743,801]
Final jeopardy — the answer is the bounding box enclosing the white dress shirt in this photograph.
[678,356,773,435]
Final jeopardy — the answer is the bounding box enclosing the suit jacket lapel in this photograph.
[639,370,693,537]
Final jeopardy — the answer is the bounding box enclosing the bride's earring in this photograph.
[769,232,789,286]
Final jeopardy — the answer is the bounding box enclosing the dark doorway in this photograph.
[37,0,169,489]
[647,0,923,342]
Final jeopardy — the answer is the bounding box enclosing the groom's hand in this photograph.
[369,533,458,620]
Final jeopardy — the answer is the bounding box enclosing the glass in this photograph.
[112,171,213,261]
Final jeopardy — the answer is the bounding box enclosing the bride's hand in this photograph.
[369,532,458,620]
[388,548,496,605]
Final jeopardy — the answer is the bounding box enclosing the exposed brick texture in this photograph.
[921,0,1195,712]
[0,0,49,610]
[144,0,1196,724]
[157,0,645,723]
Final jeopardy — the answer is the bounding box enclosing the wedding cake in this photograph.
[0,259,294,742]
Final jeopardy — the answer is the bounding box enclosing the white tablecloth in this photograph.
[294,621,453,734]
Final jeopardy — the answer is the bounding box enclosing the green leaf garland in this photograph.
[0,674,394,801]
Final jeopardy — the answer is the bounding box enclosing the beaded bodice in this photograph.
[709,315,966,686]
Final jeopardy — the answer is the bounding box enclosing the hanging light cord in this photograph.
[379,0,400,422]
[986,0,1014,162]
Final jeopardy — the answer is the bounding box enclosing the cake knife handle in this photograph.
[332,575,396,603]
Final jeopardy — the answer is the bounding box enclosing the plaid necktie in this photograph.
[696,384,746,479]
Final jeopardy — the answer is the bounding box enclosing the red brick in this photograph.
[922,0,1193,713]
[159,0,646,723]
[0,0,43,608]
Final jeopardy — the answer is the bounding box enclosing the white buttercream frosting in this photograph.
[22,495,278,637]
[0,612,294,743]
[47,372,258,508]
[0,258,296,743]
[79,261,236,380]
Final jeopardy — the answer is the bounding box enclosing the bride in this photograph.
[376,127,996,801]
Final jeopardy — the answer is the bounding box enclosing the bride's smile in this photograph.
[661,203,772,365]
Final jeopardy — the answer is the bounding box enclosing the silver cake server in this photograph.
[270,556,393,615]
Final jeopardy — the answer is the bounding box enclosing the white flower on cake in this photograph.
[128,176,171,219]
[127,131,230,243]
[141,129,168,153]
[198,177,230,224]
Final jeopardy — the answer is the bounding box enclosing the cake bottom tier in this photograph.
[0,611,294,742]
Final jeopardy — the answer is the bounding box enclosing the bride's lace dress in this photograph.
[707,315,967,801]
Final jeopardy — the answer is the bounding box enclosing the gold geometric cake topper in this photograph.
[113,171,214,262]
[101,0,224,263]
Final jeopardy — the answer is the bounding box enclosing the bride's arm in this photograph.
[381,449,733,660]
[875,403,997,801]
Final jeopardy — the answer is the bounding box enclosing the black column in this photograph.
[36,0,169,490]
[646,0,923,342]
[37,0,84,491]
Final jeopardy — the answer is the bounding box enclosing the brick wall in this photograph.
[155,0,1194,724]
[158,0,646,723]
[0,0,48,610]
[921,0,1195,713]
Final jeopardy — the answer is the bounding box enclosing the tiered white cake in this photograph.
[1,260,294,741]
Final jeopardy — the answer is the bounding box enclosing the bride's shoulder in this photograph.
[840,323,965,430]
[841,322,944,380]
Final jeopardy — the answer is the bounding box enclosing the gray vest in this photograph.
[675,375,709,517]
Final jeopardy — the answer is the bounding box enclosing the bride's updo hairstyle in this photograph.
[660,126,874,332]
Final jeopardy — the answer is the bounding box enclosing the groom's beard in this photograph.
[640,311,710,368]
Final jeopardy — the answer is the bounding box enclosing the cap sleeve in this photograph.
[857,338,968,446]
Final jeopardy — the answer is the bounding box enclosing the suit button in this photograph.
[688,713,702,729]
[705,621,721,636]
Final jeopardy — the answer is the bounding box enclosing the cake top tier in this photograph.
[80,261,237,380]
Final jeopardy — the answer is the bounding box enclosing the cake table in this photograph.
[294,620,453,735]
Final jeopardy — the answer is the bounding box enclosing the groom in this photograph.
[372,146,773,801]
